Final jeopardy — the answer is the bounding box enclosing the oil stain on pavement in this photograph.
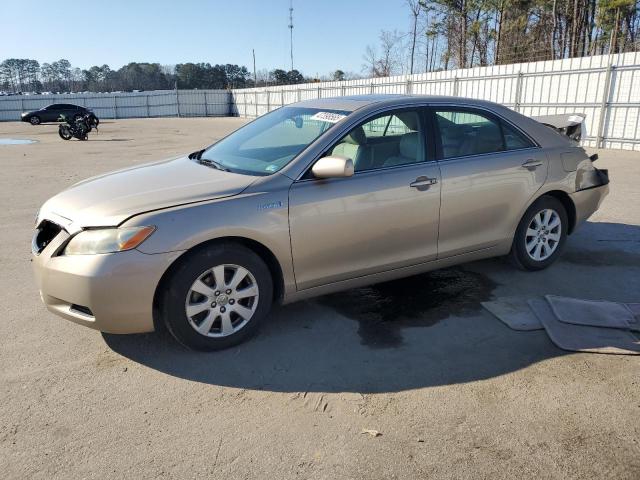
[318,268,497,348]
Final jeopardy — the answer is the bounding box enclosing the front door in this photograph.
[288,108,441,290]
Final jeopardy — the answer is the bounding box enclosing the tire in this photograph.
[58,125,72,140]
[509,196,568,271]
[30,116,40,125]
[161,243,273,350]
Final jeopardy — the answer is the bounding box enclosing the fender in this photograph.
[123,187,297,296]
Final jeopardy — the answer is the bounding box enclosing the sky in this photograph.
[1,0,412,77]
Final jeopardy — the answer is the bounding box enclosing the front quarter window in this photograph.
[199,107,349,176]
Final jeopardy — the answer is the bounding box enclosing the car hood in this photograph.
[38,156,256,231]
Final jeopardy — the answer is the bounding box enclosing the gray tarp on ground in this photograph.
[528,299,640,355]
[546,295,640,331]
[481,297,544,331]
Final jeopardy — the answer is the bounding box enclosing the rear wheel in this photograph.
[30,116,40,125]
[161,243,273,350]
[510,196,568,271]
[58,125,72,140]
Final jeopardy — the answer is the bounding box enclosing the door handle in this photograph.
[410,176,438,189]
[521,159,543,170]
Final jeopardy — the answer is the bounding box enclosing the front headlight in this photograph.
[63,226,155,255]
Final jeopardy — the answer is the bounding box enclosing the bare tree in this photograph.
[362,30,403,77]
[407,0,422,74]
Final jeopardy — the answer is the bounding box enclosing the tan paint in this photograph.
[32,95,609,334]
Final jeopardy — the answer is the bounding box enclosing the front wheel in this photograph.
[161,243,273,350]
[509,196,568,271]
[58,125,72,140]
[30,116,41,125]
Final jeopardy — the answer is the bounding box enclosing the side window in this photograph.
[327,110,424,172]
[435,109,504,158]
[502,122,534,150]
[361,114,414,139]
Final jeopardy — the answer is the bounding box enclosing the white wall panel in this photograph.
[2,52,639,150]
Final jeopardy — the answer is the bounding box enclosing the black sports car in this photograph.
[21,104,91,125]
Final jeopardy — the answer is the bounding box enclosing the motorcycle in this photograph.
[58,113,98,141]
[86,112,99,129]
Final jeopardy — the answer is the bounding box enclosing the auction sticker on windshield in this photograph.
[310,112,347,123]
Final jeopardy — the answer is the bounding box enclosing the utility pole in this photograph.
[252,49,257,86]
[288,0,294,71]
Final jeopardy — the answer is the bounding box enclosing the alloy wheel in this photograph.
[525,208,561,261]
[185,264,259,337]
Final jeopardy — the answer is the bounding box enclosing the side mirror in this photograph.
[312,156,354,179]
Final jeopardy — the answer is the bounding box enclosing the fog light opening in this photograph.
[70,304,94,317]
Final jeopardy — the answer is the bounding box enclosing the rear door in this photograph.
[60,104,75,121]
[288,108,441,290]
[42,105,58,122]
[431,106,547,258]
[50,104,68,121]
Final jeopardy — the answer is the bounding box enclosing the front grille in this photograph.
[32,220,62,254]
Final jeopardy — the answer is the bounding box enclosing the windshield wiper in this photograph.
[198,157,231,172]
[189,149,230,171]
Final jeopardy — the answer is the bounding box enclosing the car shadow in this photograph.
[88,138,132,142]
[103,300,562,394]
[103,221,639,394]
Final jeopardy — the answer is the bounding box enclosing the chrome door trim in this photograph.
[292,159,440,184]
[432,146,542,164]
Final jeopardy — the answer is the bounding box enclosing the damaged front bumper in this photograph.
[32,222,182,334]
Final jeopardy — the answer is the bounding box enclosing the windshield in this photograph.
[199,107,350,176]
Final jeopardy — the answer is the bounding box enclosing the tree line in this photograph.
[363,0,639,77]
[0,58,323,94]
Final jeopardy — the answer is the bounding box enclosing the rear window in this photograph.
[503,122,534,149]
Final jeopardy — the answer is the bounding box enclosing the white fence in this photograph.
[0,89,231,121]
[231,51,640,151]
[1,52,639,150]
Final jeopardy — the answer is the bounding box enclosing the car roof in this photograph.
[294,94,500,112]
